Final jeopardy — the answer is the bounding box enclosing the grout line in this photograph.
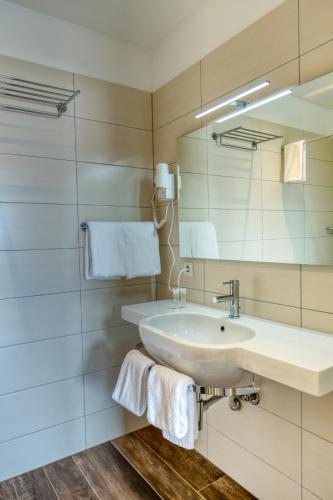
[197,476,225,493]
[72,455,101,499]
[75,115,152,133]
[42,467,61,500]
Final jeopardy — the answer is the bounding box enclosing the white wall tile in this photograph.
[263,211,304,240]
[177,137,207,174]
[207,426,301,500]
[84,367,119,414]
[0,155,77,204]
[263,238,304,264]
[209,209,262,241]
[262,181,304,211]
[0,377,84,443]
[304,185,333,212]
[0,249,80,299]
[81,284,155,332]
[0,204,78,250]
[0,334,83,395]
[259,378,301,426]
[86,406,146,448]
[207,142,260,179]
[208,399,301,482]
[306,158,333,187]
[0,112,75,160]
[217,240,262,262]
[209,177,261,210]
[305,211,333,238]
[83,324,139,373]
[305,237,333,265]
[180,173,208,209]
[303,391,333,443]
[0,292,81,348]
[303,430,333,500]
[0,418,85,482]
[76,118,153,168]
[261,151,283,182]
[77,163,152,207]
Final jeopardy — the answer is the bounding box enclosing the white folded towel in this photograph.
[112,350,155,416]
[84,221,127,279]
[284,140,306,183]
[147,365,198,449]
[124,222,161,279]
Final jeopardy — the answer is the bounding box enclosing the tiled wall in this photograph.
[179,122,333,264]
[0,54,154,481]
[154,1,333,498]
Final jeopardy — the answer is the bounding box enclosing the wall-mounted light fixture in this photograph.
[215,88,293,123]
[195,80,270,119]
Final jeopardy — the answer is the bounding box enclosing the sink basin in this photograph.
[139,312,255,387]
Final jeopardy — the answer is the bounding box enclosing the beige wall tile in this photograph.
[157,204,179,246]
[0,155,77,204]
[302,309,333,334]
[158,245,204,290]
[77,163,152,207]
[201,0,299,104]
[181,173,208,209]
[303,430,333,499]
[157,283,205,305]
[153,112,200,164]
[76,118,153,168]
[259,378,301,425]
[0,111,75,160]
[177,136,208,175]
[205,260,301,307]
[299,0,333,54]
[302,489,321,500]
[209,177,261,210]
[300,39,333,83]
[303,391,333,442]
[74,74,152,130]
[153,63,201,129]
[208,399,301,482]
[302,266,333,313]
[207,426,301,500]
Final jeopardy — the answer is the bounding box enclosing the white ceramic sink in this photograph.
[139,312,255,386]
[123,300,333,396]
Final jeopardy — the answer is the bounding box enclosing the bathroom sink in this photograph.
[139,312,255,387]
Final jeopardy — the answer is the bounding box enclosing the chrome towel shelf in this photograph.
[212,126,283,152]
[0,75,80,118]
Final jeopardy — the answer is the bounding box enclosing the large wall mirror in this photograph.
[177,72,333,265]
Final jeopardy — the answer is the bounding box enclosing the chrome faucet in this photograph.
[213,280,240,318]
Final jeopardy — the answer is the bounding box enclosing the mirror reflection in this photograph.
[178,71,333,265]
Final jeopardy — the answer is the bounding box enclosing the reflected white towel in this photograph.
[112,350,155,416]
[84,221,127,279]
[180,222,219,259]
[124,222,161,279]
[284,140,306,183]
[147,365,198,449]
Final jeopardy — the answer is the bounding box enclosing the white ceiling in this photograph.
[6,0,204,48]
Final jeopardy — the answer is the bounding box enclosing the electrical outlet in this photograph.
[184,262,193,276]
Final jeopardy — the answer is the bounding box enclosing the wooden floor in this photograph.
[0,426,256,500]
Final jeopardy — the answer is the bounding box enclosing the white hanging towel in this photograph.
[147,365,198,449]
[112,350,155,416]
[284,140,307,183]
[84,221,127,279]
[124,222,161,279]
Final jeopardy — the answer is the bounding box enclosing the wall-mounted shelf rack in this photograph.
[0,76,80,118]
[212,126,283,152]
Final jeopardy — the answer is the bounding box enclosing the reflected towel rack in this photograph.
[212,126,283,152]
[0,75,80,118]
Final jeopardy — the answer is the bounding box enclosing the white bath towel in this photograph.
[124,222,161,279]
[84,221,127,279]
[112,350,155,416]
[147,365,198,449]
[284,140,307,183]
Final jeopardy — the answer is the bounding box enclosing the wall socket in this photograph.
[184,262,193,276]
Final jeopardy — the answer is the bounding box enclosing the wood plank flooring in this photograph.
[0,425,256,499]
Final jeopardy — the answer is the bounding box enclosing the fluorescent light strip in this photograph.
[215,88,292,123]
[195,80,270,119]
